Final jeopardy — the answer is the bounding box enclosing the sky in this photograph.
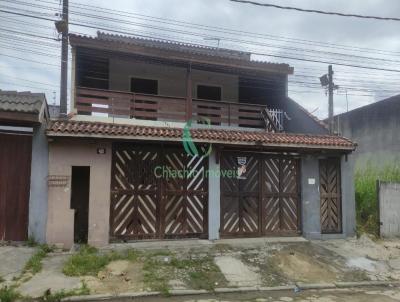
[0,0,400,119]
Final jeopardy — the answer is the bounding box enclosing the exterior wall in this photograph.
[378,181,400,237]
[29,123,49,243]
[334,95,400,169]
[301,154,356,240]
[109,58,239,102]
[340,154,356,238]
[301,156,321,239]
[46,139,112,248]
[208,149,220,240]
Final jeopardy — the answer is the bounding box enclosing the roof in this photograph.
[0,90,46,113]
[0,90,48,124]
[47,120,356,151]
[97,31,251,61]
[333,94,400,118]
[69,32,293,75]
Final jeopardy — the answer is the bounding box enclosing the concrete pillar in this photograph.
[29,123,49,243]
[341,154,356,237]
[208,149,220,240]
[301,155,321,239]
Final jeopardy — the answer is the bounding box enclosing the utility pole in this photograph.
[58,0,68,117]
[328,65,334,134]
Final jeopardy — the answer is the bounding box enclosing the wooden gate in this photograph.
[0,133,32,241]
[220,154,260,236]
[262,157,301,234]
[319,158,342,234]
[220,152,300,238]
[110,144,208,240]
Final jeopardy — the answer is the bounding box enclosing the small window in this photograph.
[197,85,222,101]
[130,78,158,95]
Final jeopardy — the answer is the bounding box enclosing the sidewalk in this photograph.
[1,235,400,300]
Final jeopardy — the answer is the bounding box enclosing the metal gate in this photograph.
[0,133,32,241]
[319,158,342,234]
[110,144,208,240]
[220,152,300,238]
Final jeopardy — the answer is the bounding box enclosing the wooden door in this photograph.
[319,158,342,234]
[262,157,301,235]
[220,153,260,237]
[0,133,32,241]
[220,152,300,238]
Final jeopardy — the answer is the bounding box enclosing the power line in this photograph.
[230,0,400,22]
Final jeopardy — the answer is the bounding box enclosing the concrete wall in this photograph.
[334,95,400,169]
[46,139,112,248]
[301,154,356,240]
[378,181,400,237]
[29,123,49,243]
[301,156,321,239]
[109,58,239,102]
[208,149,220,240]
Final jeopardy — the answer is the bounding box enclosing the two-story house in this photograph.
[46,32,356,248]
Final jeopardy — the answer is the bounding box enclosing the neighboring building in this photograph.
[45,32,357,248]
[333,94,400,169]
[0,90,49,242]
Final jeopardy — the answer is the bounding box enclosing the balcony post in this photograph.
[186,64,193,121]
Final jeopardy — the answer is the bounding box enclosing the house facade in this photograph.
[45,32,356,248]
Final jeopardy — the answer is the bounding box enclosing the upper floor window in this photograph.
[197,85,222,101]
[131,78,158,95]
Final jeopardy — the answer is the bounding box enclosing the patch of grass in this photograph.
[0,276,4,283]
[142,258,171,295]
[63,246,140,276]
[39,282,90,302]
[24,244,54,275]
[355,162,400,236]
[142,254,227,293]
[26,236,39,247]
[0,286,20,302]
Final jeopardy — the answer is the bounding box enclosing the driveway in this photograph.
[0,245,36,282]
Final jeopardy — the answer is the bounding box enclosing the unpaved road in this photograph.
[106,287,400,302]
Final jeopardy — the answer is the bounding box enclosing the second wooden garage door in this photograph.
[220,152,301,237]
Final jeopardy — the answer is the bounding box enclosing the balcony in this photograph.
[75,87,284,131]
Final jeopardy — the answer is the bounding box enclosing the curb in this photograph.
[61,281,400,301]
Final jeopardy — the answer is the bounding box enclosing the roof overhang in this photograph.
[47,120,356,152]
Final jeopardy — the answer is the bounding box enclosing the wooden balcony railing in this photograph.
[76,87,281,130]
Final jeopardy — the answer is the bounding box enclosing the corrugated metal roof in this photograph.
[47,120,356,151]
[0,90,46,114]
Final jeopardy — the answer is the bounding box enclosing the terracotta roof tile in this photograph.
[47,120,356,151]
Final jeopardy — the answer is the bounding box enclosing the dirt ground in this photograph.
[4,236,400,298]
[76,235,400,294]
[82,260,146,294]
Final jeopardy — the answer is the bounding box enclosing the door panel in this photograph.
[319,158,342,234]
[0,133,31,241]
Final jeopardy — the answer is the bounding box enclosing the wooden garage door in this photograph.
[319,158,342,234]
[109,144,208,240]
[0,133,32,241]
[220,152,300,238]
